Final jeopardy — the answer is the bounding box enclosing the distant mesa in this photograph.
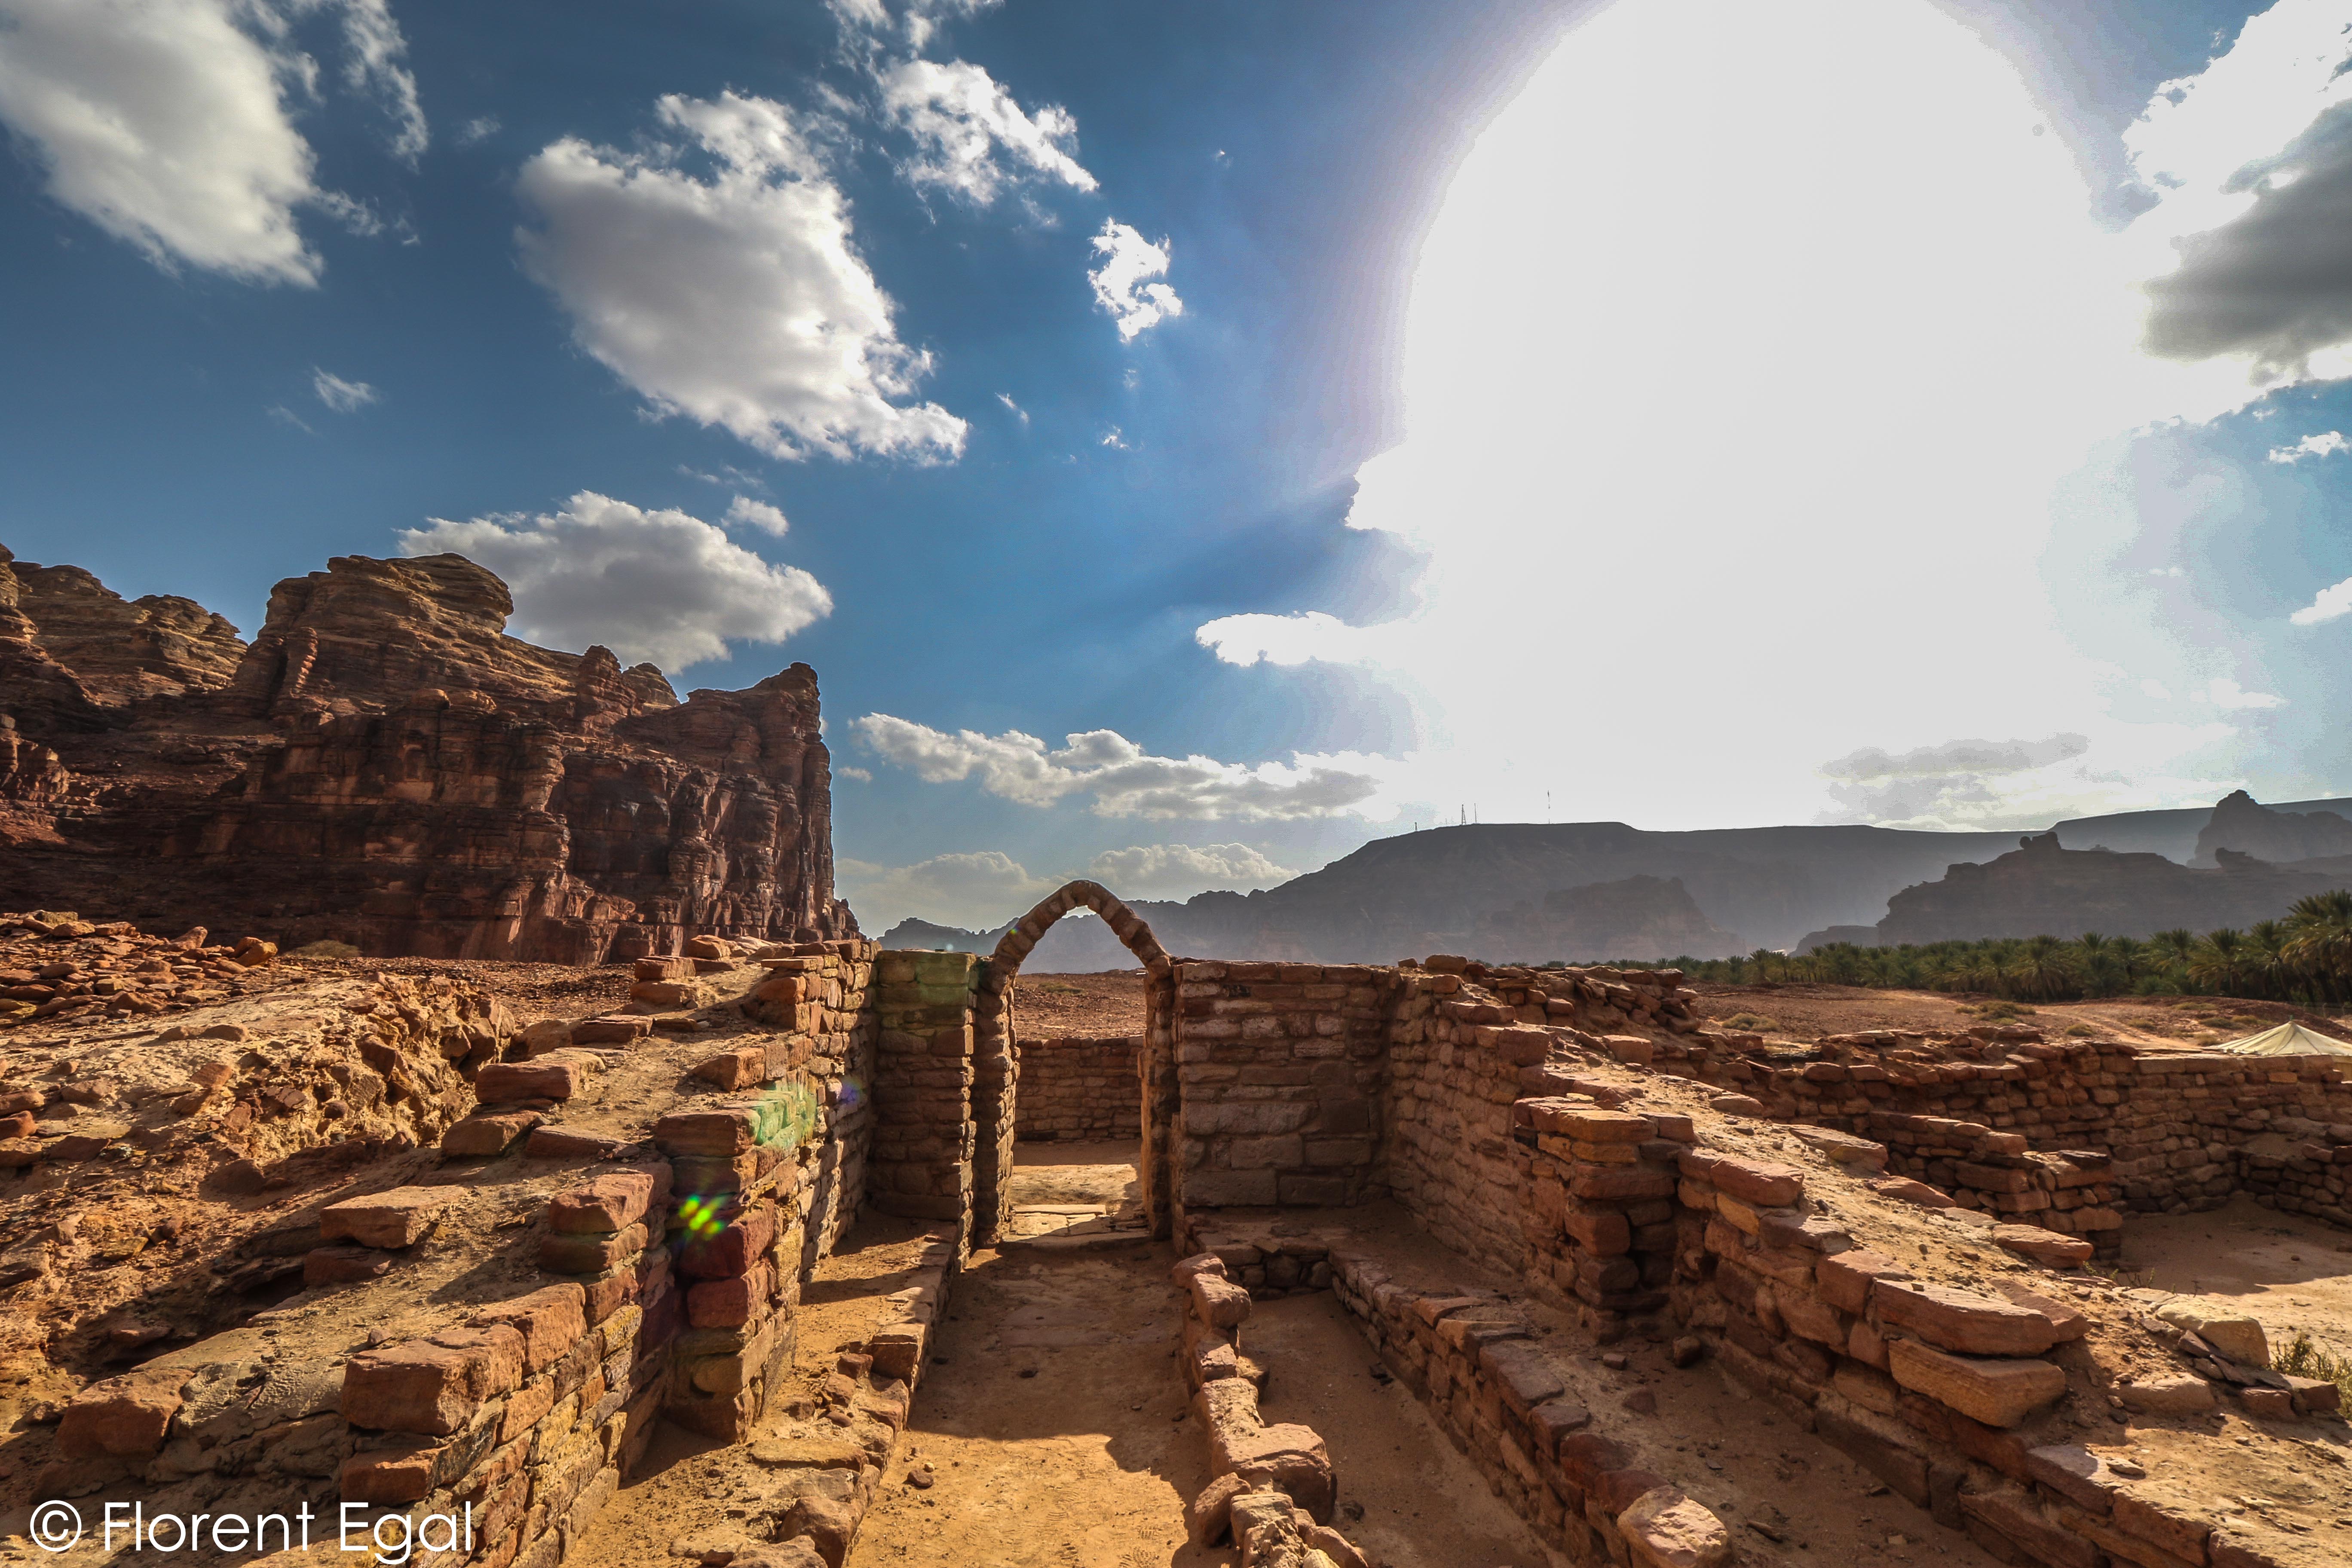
[0,544,853,960]
[2192,787,2352,867]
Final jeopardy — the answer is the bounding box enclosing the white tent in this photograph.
[2213,1021,2352,1057]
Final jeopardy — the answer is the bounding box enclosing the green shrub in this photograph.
[1718,1012,1779,1032]
[2273,1329,2352,1408]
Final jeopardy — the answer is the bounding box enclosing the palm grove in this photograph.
[1621,891,2352,1004]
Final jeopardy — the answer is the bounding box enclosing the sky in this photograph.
[9,1,2352,934]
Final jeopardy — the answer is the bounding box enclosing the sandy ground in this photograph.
[1247,1292,1565,1568]
[2124,1196,2352,1355]
[1006,1141,1140,1208]
[1690,982,2352,1049]
[1011,972,1148,1038]
[848,1243,1206,1568]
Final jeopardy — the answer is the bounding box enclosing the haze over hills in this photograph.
[880,793,2352,969]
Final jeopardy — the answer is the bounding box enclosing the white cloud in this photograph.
[1198,610,1393,670]
[516,91,968,463]
[2291,575,2352,627]
[1082,842,1296,899]
[877,58,1093,205]
[456,114,499,146]
[724,496,790,536]
[0,0,423,284]
[2205,677,2286,710]
[836,849,1052,932]
[312,0,425,162]
[396,490,832,671]
[836,765,873,781]
[311,367,377,412]
[851,714,1384,820]
[2141,679,2172,700]
[1088,220,1183,340]
[996,392,1027,425]
[1184,0,2346,836]
[266,403,313,432]
[2266,431,2348,464]
[828,0,1001,52]
[1099,426,1127,449]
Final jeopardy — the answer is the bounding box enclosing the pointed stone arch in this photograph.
[969,881,1177,1243]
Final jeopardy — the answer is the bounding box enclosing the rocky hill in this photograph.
[2193,787,2352,866]
[1873,830,2352,944]
[0,545,852,960]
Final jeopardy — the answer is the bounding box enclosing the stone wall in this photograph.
[1170,961,1398,1213]
[869,951,980,1236]
[1012,1035,1139,1143]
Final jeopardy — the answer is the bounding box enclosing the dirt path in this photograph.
[2123,1196,2352,1352]
[1007,1141,1139,1207]
[848,1242,1208,1568]
[1246,1292,1565,1568]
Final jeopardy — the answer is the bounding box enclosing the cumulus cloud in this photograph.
[1088,221,1183,340]
[311,368,377,412]
[724,496,790,536]
[1082,843,1296,899]
[516,91,967,462]
[2291,575,2352,626]
[878,58,1093,205]
[396,490,832,671]
[1197,610,1393,669]
[2267,431,2348,464]
[835,849,1052,931]
[851,714,1382,820]
[2205,677,2286,710]
[2128,1,2352,387]
[0,0,423,284]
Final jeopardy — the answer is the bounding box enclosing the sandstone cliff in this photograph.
[0,547,853,960]
[1875,830,2352,944]
[2192,788,2352,866]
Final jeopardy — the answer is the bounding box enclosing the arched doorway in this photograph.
[971,880,1176,1242]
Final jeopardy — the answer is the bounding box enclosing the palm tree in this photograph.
[2285,890,2352,1002]
[2109,935,2148,986]
[2248,919,2290,1001]
[2007,934,2078,1001]
[2152,929,2199,985]
[2187,928,2247,996]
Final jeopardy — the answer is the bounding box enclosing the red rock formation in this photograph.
[0,547,853,959]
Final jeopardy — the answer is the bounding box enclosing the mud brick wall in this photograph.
[1325,1248,1733,1568]
[1012,1035,1140,1142]
[1170,961,1398,1211]
[1384,960,1663,1280]
[868,951,980,1232]
[737,940,877,1265]
[1663,1026,2352,1230]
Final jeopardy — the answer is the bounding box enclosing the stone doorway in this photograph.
[968,880,1177,1245]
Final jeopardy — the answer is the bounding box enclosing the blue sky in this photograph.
[8,0,2352,933]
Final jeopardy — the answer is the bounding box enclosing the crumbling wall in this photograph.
[868,952,980,1237]
[1012,1035,1139,1142]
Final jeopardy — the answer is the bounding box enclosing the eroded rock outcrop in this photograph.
[0,548,853,960]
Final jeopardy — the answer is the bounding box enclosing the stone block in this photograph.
[1618,1486,1731,1568]
[547,1170,662,1234]
[1816,1250,1911,1315]
[320,1186,454,1249]
[538,1223,646,1274]
[1228,1134,1305,1170]
[441,1111,540,1157]
[477,1059,582,1101]
[56,1366,185,1458]
[1991,1224,2094,1267]
[2152,1298,2268,1366]
[340,1441,441,1505]
[2116,1373,2217,1414]
[304,1245,394,1286]
[343,1325,525,1434]
[1191,1273,1253,1329]
[1875,1282,2061,1356]
[1886,1339,2064,1428]
[469,1284,586,1374]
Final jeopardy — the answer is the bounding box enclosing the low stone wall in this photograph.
[868,952,980,1234]
[1012,1035,1138,1142]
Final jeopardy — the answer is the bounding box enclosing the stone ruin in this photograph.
[1,879,2349,1567]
